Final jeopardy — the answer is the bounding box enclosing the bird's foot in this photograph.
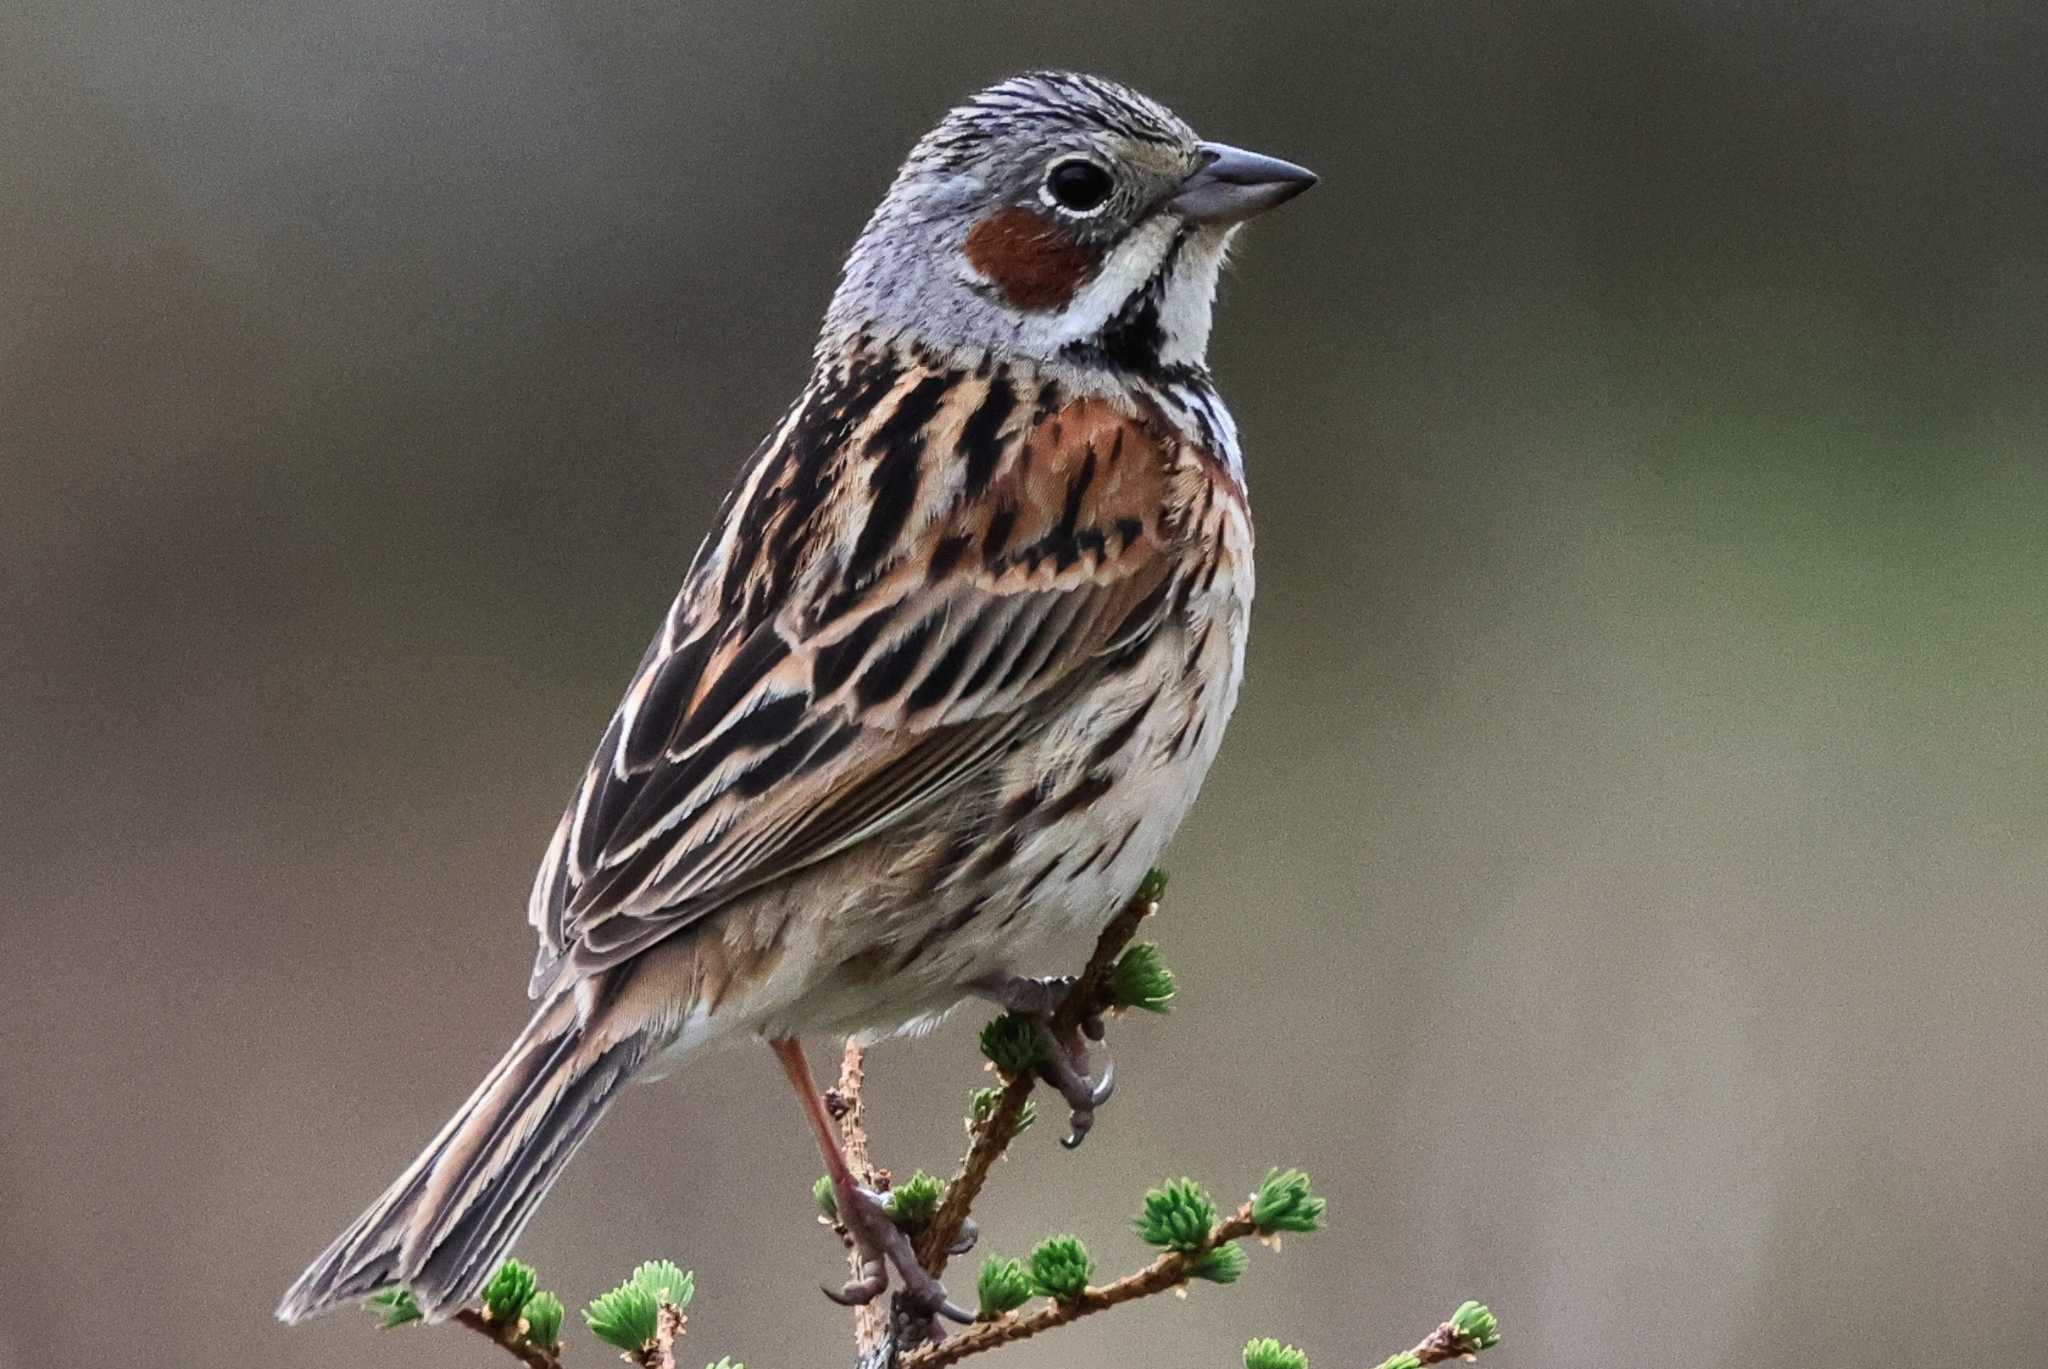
[1034,1022,1115,1149]
[974,974,1116,1148]
[820,1181,973,1329]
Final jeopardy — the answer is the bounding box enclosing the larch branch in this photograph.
[836,1039,892,1361]
[915,883,1159,1276]
[902,1206,1259,1369]
[451,1308,564,1369]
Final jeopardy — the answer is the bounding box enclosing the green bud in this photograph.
[583,1281,659,1352]
[1188,1240,1250,1284]
[969,1087,1036,1140]
[1109,942,1176,1013]
[979,1013,1047,1074]
[886,1170,945,1228]
[1134,1177,1218,1252]
[1251,1168,1326,1234]
[630,1260,694,1309]
[520,1291,564,1349]
[976,1256,1034,1319]
[1026,1235,1094,1301]
[813,1174,838,1220]
[1137,868,1169,902]
[1449,1300,1501,1352]
[1245,1337,1310,1369]
[703,1359,745,1369]
[367,1287,422,1329]
[480,1259,537,1322]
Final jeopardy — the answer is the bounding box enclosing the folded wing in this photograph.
[526,363,1191,994]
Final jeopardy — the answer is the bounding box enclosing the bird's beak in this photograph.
[1167,141,1318,226]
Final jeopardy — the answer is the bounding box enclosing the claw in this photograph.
[1028,1017,1116,1148]
[1057,1057,1113,1148]
[820,1184,972,1323]
[775,1038,969,1325]
[927,1295,976,1326]
[1058,1060,1117,1149]
[969,974,1124,1146]
[1090,1058,1116,1106]
[824,1259,888,1307]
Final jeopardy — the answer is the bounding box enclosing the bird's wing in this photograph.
[525,359,1202,994]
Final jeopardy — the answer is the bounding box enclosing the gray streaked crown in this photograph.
[919,70,1198,159]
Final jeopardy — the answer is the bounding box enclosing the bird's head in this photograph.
[824,71,1315,377]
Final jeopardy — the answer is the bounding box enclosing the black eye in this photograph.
[1045,159,1113,213]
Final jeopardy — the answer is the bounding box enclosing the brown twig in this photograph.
[915,883,1160,1276]
[451,1308,565,1369]
[432,877,1173,1369]
[644,1300,688,1369]
[1406,1311,1495,1365]
[455,1297,696,1369]
[901,1205,1259,1369]
[389,871,1386,1369]
[836,1039,892,1361]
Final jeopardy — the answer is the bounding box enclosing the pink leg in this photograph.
[766,1038,971,1325]
[769,1037,859,1189]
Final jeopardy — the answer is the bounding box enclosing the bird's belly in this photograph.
[773,590,1250,1042]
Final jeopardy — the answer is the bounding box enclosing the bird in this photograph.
[277,69,1314,1331]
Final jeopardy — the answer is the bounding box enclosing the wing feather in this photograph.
[524,361,1191,994]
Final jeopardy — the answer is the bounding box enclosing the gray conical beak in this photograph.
[1168,141,1318,225]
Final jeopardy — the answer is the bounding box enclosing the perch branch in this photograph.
[914,883,1159,1276]
[451,1308,564,1369]
[646,1301,686,1369]
[902,1205,1260,1369]
[1402,1307,1499,1365]
[835,1039,892,1362]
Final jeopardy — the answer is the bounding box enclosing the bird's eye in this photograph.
[1044,159,1114,214]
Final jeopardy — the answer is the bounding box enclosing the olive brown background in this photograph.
[4,3,2045,1367]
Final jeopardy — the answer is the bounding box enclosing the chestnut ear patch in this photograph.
[963,207,1105,312]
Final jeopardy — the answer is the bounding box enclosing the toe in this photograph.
[823,1260,888,1307]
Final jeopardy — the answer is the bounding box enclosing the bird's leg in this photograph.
[766,1038,972,1326]
[970,975,1116,1148]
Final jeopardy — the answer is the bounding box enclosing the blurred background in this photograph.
[5,2,2045,1367]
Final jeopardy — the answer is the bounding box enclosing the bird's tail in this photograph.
[276,986,655,1323]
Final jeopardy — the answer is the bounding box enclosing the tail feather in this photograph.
[412,1036,647,1304]
[276,991,652,1323]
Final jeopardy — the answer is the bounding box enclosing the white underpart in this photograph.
[1154,225,1236,369]
[642,1004,719,1078]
